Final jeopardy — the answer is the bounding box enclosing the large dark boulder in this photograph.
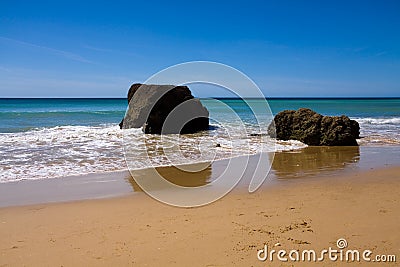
[120,83,209,134]
[268,108,359,146]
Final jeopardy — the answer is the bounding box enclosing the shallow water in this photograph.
[0,98,399,182]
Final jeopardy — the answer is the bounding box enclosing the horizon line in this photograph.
[1,97,399,100]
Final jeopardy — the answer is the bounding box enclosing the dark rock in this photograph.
[249,133,269,137]
[120,83,209,134]
[268,108,359,146]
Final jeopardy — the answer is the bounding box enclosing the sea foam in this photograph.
[1,116,399,183]
[0,123,308,183]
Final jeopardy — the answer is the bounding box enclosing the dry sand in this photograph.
[1,164,399,266]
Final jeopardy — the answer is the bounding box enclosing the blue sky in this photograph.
[0,0,399,97]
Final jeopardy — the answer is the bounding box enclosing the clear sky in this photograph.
[0,0,399,97]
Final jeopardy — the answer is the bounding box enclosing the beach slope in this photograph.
[0,166,399,266]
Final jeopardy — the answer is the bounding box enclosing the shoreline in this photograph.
[1,145,400,208]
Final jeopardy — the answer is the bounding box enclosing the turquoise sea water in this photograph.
[0,98,125,133]
[0,98,399,182]
[1,98,399,132]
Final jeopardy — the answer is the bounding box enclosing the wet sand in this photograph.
[1,146,399,207]
[0,147,399,266]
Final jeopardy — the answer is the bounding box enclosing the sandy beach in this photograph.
[1,147,399,266]
[2,1,400,266]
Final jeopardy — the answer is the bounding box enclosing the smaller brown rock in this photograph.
[268,108,359,146]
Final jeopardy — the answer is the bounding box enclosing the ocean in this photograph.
[1,98,399,183]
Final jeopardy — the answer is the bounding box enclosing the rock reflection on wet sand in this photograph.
[271,146,360,179]
[126,162,214,192]
[125,145,400,192]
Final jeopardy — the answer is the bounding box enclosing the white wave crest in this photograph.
[0,124,307,183]
[354,117,400,125]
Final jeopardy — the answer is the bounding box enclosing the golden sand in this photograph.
[1,163,399,266]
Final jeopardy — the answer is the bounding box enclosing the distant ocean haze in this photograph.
[0,98,399,183]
